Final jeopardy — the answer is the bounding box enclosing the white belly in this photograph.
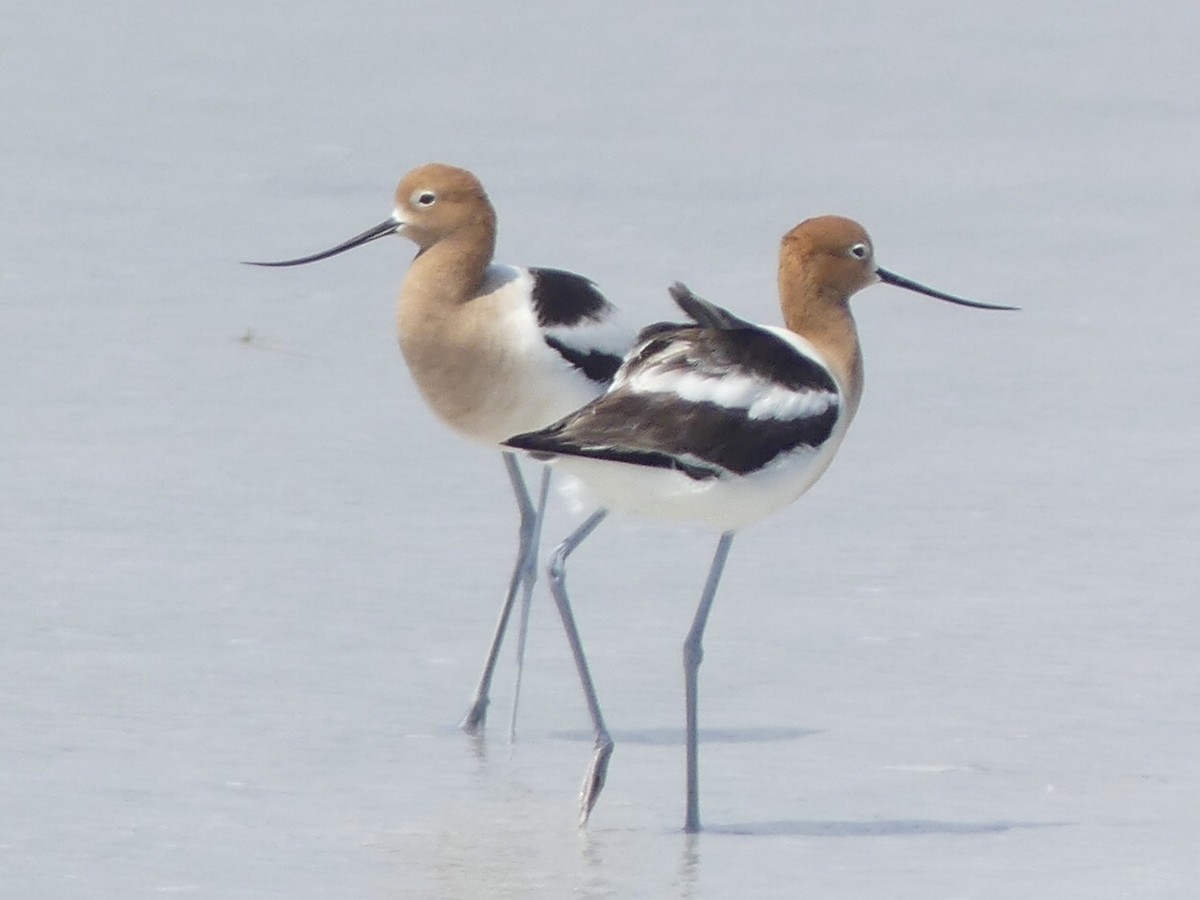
[556,423,850,531]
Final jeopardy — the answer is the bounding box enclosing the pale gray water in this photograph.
[3,1,1199,897]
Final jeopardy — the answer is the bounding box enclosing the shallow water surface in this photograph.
[3,1,1199,897]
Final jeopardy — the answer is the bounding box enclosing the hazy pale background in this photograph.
[3,1,1198,897]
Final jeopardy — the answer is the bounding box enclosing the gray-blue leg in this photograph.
[683,531,735,834]
[508,465,551,740]
[546,509,612,826]
[460,452,542,734]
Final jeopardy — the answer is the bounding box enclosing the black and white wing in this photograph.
[529,267,629,386]
[505,316,843,481]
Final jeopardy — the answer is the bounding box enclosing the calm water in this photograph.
[3,1,1199,896]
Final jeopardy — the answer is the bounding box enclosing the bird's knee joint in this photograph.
[548,548,569,583]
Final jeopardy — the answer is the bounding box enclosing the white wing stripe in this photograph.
[625,368,837,421]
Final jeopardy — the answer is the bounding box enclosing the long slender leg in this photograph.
[546,509,612,826]
[682,531,735,834]
[460,452,540,734]
[508,465,552,740]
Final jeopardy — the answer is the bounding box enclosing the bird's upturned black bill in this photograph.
[876,267,1018,310]
[243,218,400,267]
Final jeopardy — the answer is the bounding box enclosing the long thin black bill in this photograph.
[876,267,1018,310]
[243,218,400,267]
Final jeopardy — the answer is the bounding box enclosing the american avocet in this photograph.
[505,215,1016,831]
[247,163,631,734]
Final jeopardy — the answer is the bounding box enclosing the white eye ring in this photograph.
[415,191,437,207]
[849,242,870,260]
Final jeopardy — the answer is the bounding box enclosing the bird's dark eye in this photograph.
[416,191,436,207]
[849,243,869,260]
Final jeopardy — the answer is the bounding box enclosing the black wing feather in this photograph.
[668,282,754,330]
[529,268,611,327]
[542,335,622,384]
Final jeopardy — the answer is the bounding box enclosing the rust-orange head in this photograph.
[244,162,497,267]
